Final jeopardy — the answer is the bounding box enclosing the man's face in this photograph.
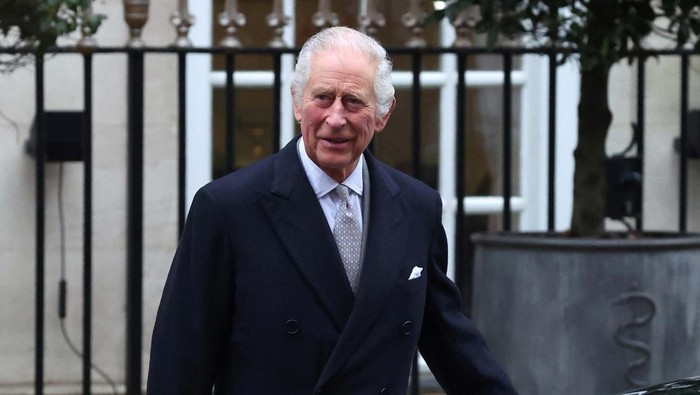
[293,48,394,182]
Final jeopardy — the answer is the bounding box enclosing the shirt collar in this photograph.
[297,138,364,198]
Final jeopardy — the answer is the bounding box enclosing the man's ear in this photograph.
[374,97,396,132]
[292,90,302,122]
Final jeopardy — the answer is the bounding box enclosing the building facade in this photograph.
[0,0,698,393]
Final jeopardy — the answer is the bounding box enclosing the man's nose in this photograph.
[325,98,346,129]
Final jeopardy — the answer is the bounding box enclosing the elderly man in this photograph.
[148,26,517,394]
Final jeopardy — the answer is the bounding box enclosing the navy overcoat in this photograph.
[147,136,517,394]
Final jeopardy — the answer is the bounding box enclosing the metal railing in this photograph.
[13,44,698,394]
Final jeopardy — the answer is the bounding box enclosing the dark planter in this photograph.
[471,232,700,394]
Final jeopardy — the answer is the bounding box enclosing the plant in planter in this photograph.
[432,0,700,237]
[0,0,105,71]
[429,2,700,392]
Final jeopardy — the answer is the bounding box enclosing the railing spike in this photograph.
[452,5,480,48]
[266,0,290,48]
[401,0,427,48]
[358,0,385,37]
[123,0,149,47]
[312,0,339,31]
[218,0,246,48]
[170,0,195,48]
[77,0,98,48]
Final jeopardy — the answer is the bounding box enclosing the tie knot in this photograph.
[334,184,350,203]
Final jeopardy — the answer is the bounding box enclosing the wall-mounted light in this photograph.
[606,123,642,221]
[25,111,84,162]
[674,110,700,159]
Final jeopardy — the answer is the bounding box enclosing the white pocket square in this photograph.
[408,266,423,280]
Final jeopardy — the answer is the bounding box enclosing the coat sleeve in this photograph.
[147,187,234,394]
[418,198,518,395]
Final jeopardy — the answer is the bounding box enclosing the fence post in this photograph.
[126,50,145,395]
[34,54,46,395]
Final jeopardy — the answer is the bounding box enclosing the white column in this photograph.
[519,55,579,232]
[554,59,579,230]
[279,0,297,147]
[185,0,213,211]
[520,54,548,231]
[438,19,457,280]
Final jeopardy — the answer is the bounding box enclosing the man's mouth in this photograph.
[324,137,351,144]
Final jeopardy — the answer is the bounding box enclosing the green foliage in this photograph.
[432,0,700,70]
[0,0,106,54]
[430,0,699,236]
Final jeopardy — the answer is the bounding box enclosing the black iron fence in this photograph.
[14,45,698,394]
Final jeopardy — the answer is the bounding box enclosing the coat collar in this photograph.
[257,137,410,384]
[257,137,355,331]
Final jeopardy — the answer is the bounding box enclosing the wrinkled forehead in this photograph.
[310,48,377,78]
[306,49,377,93]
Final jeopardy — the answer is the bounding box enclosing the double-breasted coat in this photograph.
[147,137,517,394]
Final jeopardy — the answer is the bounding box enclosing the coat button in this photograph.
[401,321,413,335]
[285,319,300,334]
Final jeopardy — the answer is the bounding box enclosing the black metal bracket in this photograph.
[674,110,700,159]
[606,123,642,221]
[26,111,84,162]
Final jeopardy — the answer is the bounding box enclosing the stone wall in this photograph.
[0,0,179,392]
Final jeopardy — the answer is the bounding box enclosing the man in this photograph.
[148,26,517,394]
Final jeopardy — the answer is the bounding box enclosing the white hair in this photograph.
[291,26,395,118]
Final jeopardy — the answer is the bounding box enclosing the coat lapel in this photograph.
[257,139,355,331]
[317,152,410,386]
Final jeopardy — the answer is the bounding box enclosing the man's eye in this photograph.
[313,95,334,107]
[344,97,365,110]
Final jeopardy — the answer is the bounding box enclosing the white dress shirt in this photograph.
[297,138,364,233]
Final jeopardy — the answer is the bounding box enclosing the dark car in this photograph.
[618,377,700,394]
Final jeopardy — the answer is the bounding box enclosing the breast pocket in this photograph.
[404,265,427,296]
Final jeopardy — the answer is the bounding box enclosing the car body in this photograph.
[618,377,700,394]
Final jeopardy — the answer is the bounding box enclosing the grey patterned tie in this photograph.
[332,184,362,293]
